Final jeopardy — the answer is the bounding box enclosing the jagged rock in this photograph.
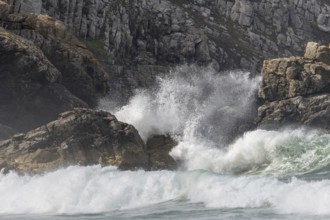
[0,1,109,106]
[34,0,330,103]
[37,0,214,102]
[0,108,148,173]
[0,28,88,131]
[39,0,330,70]
[304,42,330,65]
[258,94,330,130]
[5,0,330,103]
[5,0,330,72]
[146,135,177,171]
[258,42,330,130]
[258,57,330,102]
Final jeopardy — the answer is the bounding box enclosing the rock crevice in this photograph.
[258,42,330,130]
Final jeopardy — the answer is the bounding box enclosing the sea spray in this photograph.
[172,128,330,175]
[2,166,330,215]
[100,65,260,142]
[100,65,330,175]
[101,65,262,172]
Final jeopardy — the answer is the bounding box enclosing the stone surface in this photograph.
[258,42,330,130]
[4,0,330,104]
[0,27,88,132]
[258,57,330,102]
[304,42,330,65]
[35,0,330,103]
[258,94,330,130]
[0,108,148,173]
[146,135,177,171]
[0,1,109,106]
[6,0,330,70]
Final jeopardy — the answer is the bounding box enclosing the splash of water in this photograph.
[100,65,260,143]
[2,66,330,217]
[172,128,330,176]
[1,166,330,215]
[100,65,330,176]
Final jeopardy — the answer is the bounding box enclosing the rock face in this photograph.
[4,0,330,103]
[0,27,88,131]
[0,2,109,106]
[0,108,148,173]
[0,0,111,132]
[31,0,330,102]
[146,135,177,171]
[258,42,330,130]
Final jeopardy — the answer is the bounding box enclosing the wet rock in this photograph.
[258,94,330,130]
[146,135,177,171]
[0,108,148,173]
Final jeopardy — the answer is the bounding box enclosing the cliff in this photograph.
[0,0,109,133]
[10,0,330,102]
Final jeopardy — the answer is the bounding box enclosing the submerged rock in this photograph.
[0,108,148,173]
[258,42,330,130]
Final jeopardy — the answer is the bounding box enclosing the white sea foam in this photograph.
[172,128,330,175]
[1,166,330,215]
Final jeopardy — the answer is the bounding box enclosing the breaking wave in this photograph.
[1,166,330,215]
[100,65,330,177]
[100,65,260,143]
[3,66,329,216]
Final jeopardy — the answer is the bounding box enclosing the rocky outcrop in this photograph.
[258,57,330,101]
[0,1,109,106]
[42,0,213,103]
[0,27,88,131]
[31,0,330,103]
[5,1,330,68]
[146,135,177,171]
[0,108,148,173]
[258,42,330,130]
[258,94,330,129]
[4,0,330,104]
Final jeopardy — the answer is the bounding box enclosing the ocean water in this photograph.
[2,66,330,220]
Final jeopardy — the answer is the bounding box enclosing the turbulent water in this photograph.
[2,66,330,220]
